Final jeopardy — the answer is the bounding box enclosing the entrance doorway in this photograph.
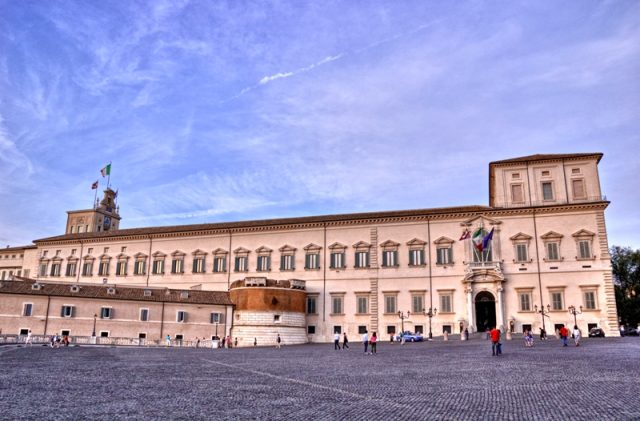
[475,291,496,332]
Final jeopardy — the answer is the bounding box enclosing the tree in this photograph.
[611,246,640,327]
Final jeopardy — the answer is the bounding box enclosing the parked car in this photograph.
[394,331,424,342]
[588,328,605,338]
[624,327,639,336]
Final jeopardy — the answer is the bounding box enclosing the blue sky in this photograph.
[1,1,638,249]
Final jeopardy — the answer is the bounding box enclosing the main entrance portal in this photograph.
[475,291,496,332]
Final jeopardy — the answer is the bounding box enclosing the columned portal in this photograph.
[474,291,496,333]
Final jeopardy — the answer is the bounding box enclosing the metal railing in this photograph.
[0,334,222,348]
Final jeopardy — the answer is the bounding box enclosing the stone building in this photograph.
[0,153,620,344]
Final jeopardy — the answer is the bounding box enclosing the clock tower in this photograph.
[65,188,121,234]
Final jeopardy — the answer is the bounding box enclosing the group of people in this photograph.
[333,331,378,354]
[49,334,69,348]
[557,325,581,347]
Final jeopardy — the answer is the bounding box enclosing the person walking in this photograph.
[276,334,282,349]
[559,325,569,347]
[334,332,341,350]
[362,330,369,354]
[165,334,171,347]
[539,327,547,341]
[370,332,377,354]
[221,336,226,348]
[254,338,257,347]
[573,326,581,346]
[342,333,349,349]
[25,329,32,346]
[490,327,501,356]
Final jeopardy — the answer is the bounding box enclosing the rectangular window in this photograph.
[409,249,424,266]
[39,263,48,277]
[213,257,226,273]
[234,256,248,272]
[542,182,554,201]
[177,311,186,323]
[98,261,109,276]
[210,313,224,323]
[412,295,424,313]
[578,241,591,259]
[516,244,528,262]
[134,260,146,275]
[192,257,205,273]
[307,325,316,335]
[116,261,127,276]
[511,184,524,203]
[382,251,398,267]
[61,305,74,318]
[171,259,184,274]
[280,255,294,271]
[519,292,531,311]
[140,308,149,322]
[305,253,320,269]
[551,292,563,310]
[387,325,397,334]
[546,243,559,261]
[50,263,61,277]
[384,296,397,314]
[330,252,345,269]
[333,326,342,334]
[572,179,586,199]
[439,294,453,313]
[331,296,343,314]
[357,296,369,314]
[354,251,369,268]
[23,303,33,317]
[100,307,112,319]
[152,260,164,275]
[306,296,317,314]
[65,262,77,277]
[584,291,596,310]
[436,247,452,265]
[415,325,424,334]
[358,325,367,334]
[257,256,270,272]
[82,262,93,276]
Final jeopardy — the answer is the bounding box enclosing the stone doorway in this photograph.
[475,291,496,332]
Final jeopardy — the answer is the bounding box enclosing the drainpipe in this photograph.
[43,295,51,336]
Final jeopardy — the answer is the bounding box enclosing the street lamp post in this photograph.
[92,313,97,337]
[568,305,583,328]
[423,308,438,340]
[534,304,550,335]
[398,311,410,335]
[215,322,219,339]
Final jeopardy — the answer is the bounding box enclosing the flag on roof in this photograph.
[459,229,471,241]
[91,180,98,190]
[100,163,111,177]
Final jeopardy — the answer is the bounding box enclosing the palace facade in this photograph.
[0,153,620,344]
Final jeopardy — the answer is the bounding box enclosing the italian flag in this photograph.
[472,227,485,252]
[100,163,111,177]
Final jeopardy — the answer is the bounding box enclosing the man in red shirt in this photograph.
[490,327,502,356]
[559,325,569,347]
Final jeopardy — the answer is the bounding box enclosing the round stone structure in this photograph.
[229,277,307,347]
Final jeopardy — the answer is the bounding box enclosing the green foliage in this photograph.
[611,246,640,327]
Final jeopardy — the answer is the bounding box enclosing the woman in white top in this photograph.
[573,326,581,346]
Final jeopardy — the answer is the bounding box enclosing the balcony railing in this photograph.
[466,261,502,272]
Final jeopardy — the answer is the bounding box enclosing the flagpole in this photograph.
[93,185,98,209]
[107,161,112,189]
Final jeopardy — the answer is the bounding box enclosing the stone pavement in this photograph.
[1,337,639,420]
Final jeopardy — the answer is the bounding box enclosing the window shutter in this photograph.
[70,306,75,317]
[281,255,285,270]
[60,306,65,317]
[382,252,387,267]
[219,313,225,323]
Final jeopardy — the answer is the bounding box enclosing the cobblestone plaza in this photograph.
[1,337,638,420]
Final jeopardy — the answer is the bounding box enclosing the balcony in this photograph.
[464,261,504,283]
[495,195,607,209]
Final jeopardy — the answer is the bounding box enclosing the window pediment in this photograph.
[380,240,400,250]
[304,243,322,252]
[434,236,455,246]
[152,251,167,258]
[406,238,426,247]
[212,248,228,256]
[461,215,502,227]
[116,253,129,260]
[352,241,371,249]
[509,232,532,242]
[233,247,250,255]
[572,229,595,239]
[278,244,297,253]
[541,231,563,241]
[134,252,148,259]
[171,250,186,258]
[99,254,111,261]
[191,249,208,256]
[82,255,95,261]
[328,242,346,251]
[255,246,273,254]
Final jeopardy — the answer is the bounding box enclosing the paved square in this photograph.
[1,337,638,420]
